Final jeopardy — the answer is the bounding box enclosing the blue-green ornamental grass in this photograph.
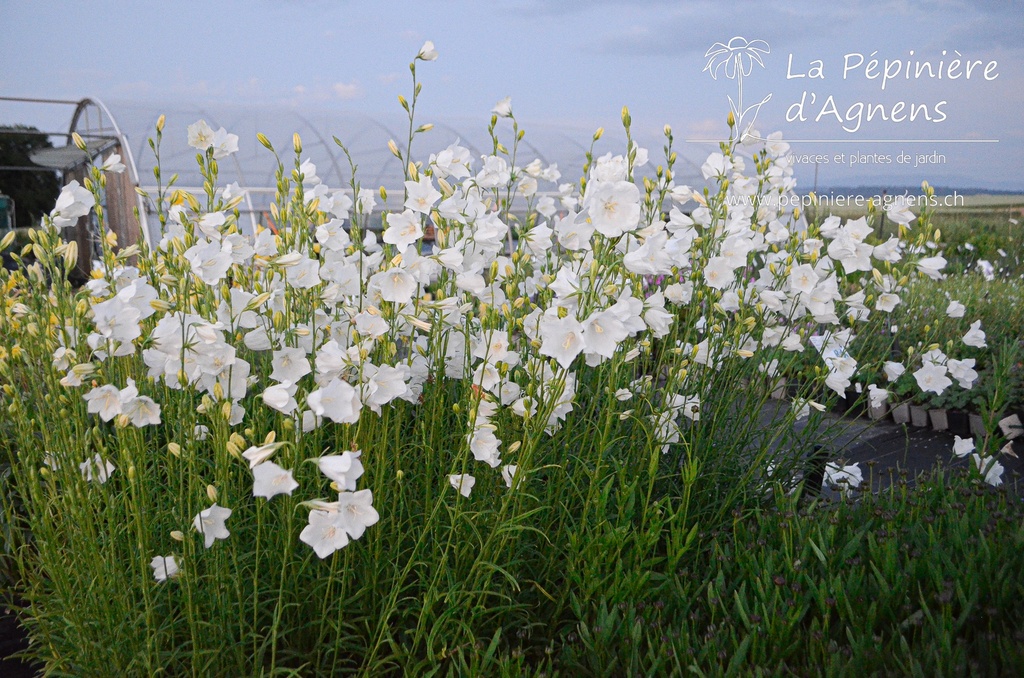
[0,43,1016,675]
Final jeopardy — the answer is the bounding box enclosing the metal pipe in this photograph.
[0,96,81,105]
[0,129,115,138]
[0,165,60,172]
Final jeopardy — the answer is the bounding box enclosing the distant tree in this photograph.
[0,126,61,228]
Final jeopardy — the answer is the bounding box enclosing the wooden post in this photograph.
[64,146,141,278]
[64,166,92,280]
[103,145,140,256]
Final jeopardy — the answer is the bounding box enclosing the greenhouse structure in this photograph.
[1,96,715,274]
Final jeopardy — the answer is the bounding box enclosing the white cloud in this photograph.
[287,81,365,104]
[686,118,722,138]
[332,81,363,100]
[235,77,261,96]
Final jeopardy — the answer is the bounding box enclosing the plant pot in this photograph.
[834,393,852,414]
[947,409,970,437]
[998,413,1022,440]
[846,390,867,418]
[969,413,986,438]
[868,401,889,421]
[770,378,787,400]
[929,408,948,431]
[910,404,929,428]
[891,403,911,425]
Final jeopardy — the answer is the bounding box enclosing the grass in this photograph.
[5,432,1023,676]
[551,468,1024,677]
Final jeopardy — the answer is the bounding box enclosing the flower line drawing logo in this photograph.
[704,37,773,140]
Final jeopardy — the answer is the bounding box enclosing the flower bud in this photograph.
[183,191,202,213]
[242,292,271,313]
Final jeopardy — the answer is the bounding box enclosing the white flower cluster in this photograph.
[38,74,990,573]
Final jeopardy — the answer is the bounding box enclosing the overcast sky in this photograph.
[2,0,1022,190]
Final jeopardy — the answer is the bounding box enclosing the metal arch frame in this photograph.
[425,120,596,183]
[292,111,348,189]
[428,121,489,163]
[68,97,153,247]
[341,117,409,197]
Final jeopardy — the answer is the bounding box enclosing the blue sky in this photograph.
[2,0,1022,189]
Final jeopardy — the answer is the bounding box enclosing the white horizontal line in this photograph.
[684,138,999,143]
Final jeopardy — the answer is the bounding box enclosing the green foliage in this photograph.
[933,210,1023,277]
[555,470,1024,676]
[0,336,772,675]
[888,275,1024,413]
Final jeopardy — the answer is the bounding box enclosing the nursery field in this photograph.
[809,194,1024,220]
[1,43,1023,676]
[809,199,1024,282]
